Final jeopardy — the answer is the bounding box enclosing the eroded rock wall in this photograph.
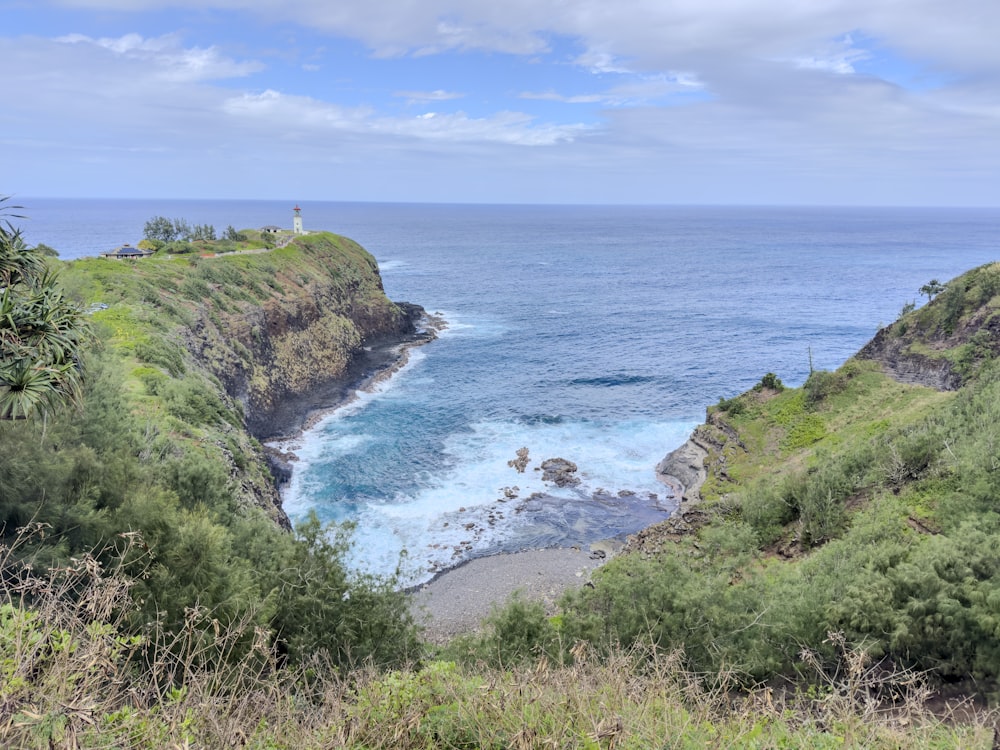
[180,234,418,439]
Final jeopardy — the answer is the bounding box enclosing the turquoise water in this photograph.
[22,200,1000,582]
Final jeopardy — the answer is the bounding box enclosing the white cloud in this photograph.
[520,73,703,107]
[393,89,466,102]
[8,0,1000,203]
[56,32,263,82]
[39,0,1000,75]
[520,91,605,104]
[787,34,871,76]
[223,89,588,146]
[573,49,633,75]
[372,110,589,145]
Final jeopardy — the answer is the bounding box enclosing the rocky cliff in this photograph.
[657,263,1000,508]
[854,325,962,390]
[857,262,1000,390]
[70,232,425,526]
[178,233,423,438]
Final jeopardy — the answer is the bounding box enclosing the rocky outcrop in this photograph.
[168,233,429,523]
[855,326,962,391]
[179,234,425,439]
[540,458,580,487]
[655,438,708,504]
[857,264,1000,392]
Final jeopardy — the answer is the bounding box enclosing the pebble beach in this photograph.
[409,544,615,643]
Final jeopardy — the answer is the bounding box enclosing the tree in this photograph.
[143,215,178,243]
[0,198,88,420]
[919,279,946,302]
[172,218,193,241]
[191,223,216,241]
[32,243,59,258]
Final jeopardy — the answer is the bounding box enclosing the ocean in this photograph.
[18,198,1000,583]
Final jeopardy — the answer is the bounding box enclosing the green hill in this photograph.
[59,231,420,521]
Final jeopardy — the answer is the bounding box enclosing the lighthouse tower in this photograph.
[292,205,303,235]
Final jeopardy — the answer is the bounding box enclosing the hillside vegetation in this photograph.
[1,225,423,727]
[536,264,1000,690]
[5,238,1000,746]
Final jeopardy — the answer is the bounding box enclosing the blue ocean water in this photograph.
[19,199,1000,582]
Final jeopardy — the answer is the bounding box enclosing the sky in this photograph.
[2,0,1000,205]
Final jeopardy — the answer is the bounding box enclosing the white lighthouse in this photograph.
[292,205,303,235]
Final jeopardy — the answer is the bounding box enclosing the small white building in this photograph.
[100,244,154,260]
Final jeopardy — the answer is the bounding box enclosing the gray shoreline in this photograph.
[410,546,610,644]
[409,435,703,642]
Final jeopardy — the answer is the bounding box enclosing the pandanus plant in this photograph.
[0,198,87,420]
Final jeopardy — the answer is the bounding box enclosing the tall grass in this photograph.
[2,525,995,748]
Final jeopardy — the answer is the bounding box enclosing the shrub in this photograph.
[804,370,845,406]
[161,378,229,426]
[266,513,419,671]
[166,241,196,255]
[134,338,186,377]
[716,395,746,415]
[741,483,796,544]
[162,450,232,510]
[756,372,784,391]
[799,488,844,547]
[450,596,560,668]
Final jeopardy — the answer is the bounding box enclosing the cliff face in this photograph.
[70,232,423,526]
[855,263,1000,391]
[855,325,962,390]
[179,233,420,438]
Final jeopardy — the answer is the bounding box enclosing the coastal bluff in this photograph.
[177,233,425,439]
[67,231,425,526]
[646,262,1000,547]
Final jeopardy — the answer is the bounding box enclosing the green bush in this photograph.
[264,513,419,670]
[756,372,784,391]
[161,378,232,427]
[134,337,186,376]
[716,395,746,415]
[740,483,796,544]
[804,370,843,405]
[450,596,560,668]
[162,450,232,510]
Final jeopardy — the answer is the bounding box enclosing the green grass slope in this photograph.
[1,232,423,739]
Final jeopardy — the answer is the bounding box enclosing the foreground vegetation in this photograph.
[5,206,1000,746]
[4,524,993,747]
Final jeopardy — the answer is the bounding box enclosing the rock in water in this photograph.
[540,457,580,487]
[508,446,530,473]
